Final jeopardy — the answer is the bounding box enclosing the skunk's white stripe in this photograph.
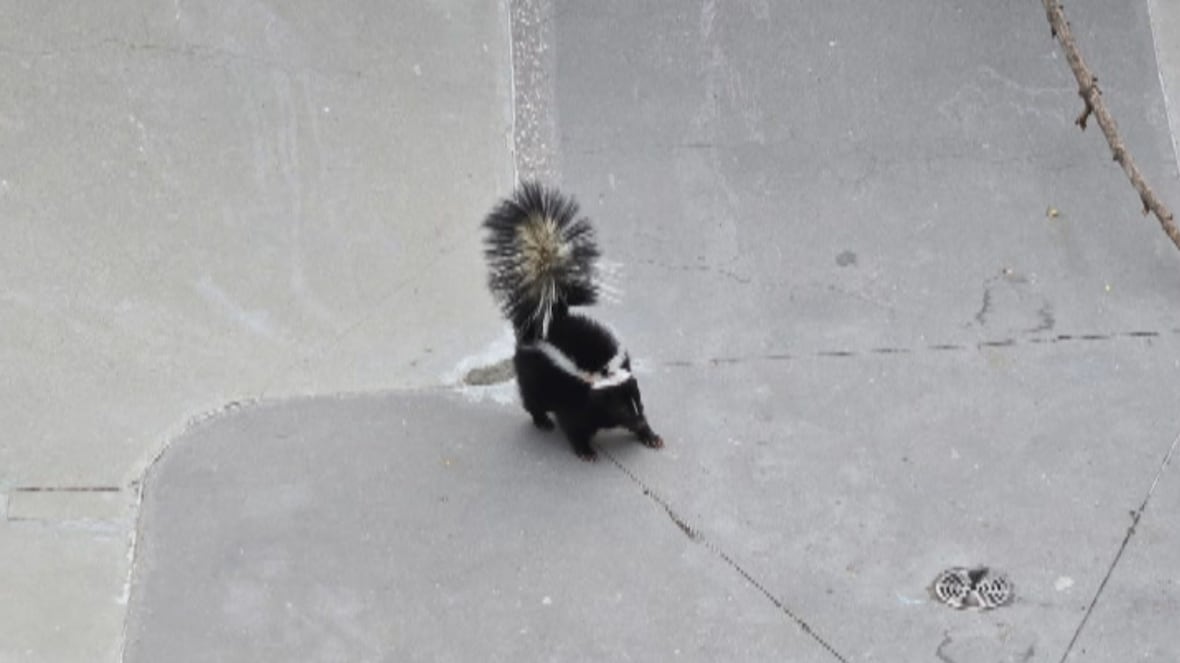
[590,368,632,390]
[524,341,632,389]
[528,340,585,381]
[606,350,628,374]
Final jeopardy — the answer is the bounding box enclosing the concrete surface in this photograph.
[124,392,828,661]
[4,0,1180,661]
[1070,442,1180,662]
[0,0,512,489]
[1151,0,1180,169]
[1,1,511,660]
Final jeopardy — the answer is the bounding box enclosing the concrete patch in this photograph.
[124,392,829,662]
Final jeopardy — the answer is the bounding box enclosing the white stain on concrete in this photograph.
[447,328,518,405]
[195,275,277,338]
[895,592,924,606]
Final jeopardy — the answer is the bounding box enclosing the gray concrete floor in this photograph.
[3,1,1180,661]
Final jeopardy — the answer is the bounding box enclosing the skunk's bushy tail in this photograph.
[483,182,600,340]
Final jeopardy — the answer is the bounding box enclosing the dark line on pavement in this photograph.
[656,326,1174,370]
[600,449,849,663]
[978,339,1017,348]
[1059,427,1180,663]
[13,486,121,493]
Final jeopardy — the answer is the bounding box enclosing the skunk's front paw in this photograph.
[640,434,664,449]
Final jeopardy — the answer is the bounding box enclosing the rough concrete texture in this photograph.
[0,1,511,661]
[1069,443,1180,662]
[124,393,830,661]
[126,348,1180,661]
[7,0,1180,661]
[0,0,512,490]
[540,3,1180,657]
[1150,0,1180,169]
[0,516,131,663]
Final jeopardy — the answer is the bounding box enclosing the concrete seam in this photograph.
[506,0,520,185]
[657,325,1180,369]
[1146,0,1180,178]
[114,383,456,661]
[508,0,560,182]
[126,385,457,487]
[1057,425,1180,663]
[113,398,256,663]
[457,325,1178,385]
[116,481,144,663]
[600,449,850,663]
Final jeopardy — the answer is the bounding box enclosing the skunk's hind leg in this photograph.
[555,410,598,462]
[514,356,555,430]
[528,410,555,430]
[520,392,554,430]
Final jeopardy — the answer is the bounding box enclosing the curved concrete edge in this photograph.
[116,386,445,661]
[0,2,517,662]
[0,0,515,492]
[1148,0,1180,174]
[121,390,832,662]
[6,1,1179,661]
[120,335,1180,661]
[115,327,518,660]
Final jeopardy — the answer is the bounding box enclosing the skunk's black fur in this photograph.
[482,182,662,461]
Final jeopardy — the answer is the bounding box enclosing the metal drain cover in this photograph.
[930,567,1014,610]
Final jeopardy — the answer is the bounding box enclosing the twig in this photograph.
[1041,0,1180,253]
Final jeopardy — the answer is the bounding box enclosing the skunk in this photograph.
[482,182,663,461]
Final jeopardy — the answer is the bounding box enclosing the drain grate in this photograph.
[930,567,1014,610]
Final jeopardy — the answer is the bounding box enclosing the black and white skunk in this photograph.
[482,181,663,461]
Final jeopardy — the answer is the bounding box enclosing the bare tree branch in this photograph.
[1041,0,1180,253]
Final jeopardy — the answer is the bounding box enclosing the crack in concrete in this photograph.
[660,327,1177,369]
[636,257,754,285]
[2,37,370,80]
[1058,427,1180,663]
[600,449,849,663]
[972,269,1057,335]
[974,287,994,326]
[1028,302,1057,334]
[463,326,1175,381]
[12,486,121,493]
[935,632,956,663]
